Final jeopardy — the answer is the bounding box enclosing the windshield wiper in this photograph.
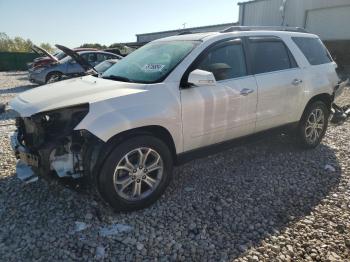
[101,75,132,82]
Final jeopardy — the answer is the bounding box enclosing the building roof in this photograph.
[238,0,269,5]
[136,22,237,37]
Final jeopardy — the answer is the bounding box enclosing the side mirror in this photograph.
[188,69,216,87]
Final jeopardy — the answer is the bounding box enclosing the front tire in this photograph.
[297,101,329,149]
[46,72,62,84]
[98,136,173,211]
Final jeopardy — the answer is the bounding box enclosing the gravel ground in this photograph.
[0,71,350,261]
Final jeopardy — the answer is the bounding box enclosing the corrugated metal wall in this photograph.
[240,0,285,26]
[0,52,38,71]
[305,6,350,40]
[240,0,350,37]
[238,0,350,71]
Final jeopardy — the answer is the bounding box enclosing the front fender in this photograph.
[75,85,183,153]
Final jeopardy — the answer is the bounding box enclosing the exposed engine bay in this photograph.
[12,104,103,181]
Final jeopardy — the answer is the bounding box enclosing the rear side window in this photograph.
[249,38,295,74]
[292,37,332,65]
[195,43,247,81]
[96,53,106,62]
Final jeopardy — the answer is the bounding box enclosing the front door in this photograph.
[180,39,258,152]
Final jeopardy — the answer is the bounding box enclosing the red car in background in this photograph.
[29,45,98,69]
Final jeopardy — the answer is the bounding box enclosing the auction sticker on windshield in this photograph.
[142,64,165,72]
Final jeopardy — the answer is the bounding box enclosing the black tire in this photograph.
[46,72,62,84]
[0,103,5,114]
[297,101,329,149]
[98,135,173,211]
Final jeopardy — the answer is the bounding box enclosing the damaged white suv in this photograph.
[10,27,347,211]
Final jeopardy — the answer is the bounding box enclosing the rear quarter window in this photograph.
[292,37,332,65]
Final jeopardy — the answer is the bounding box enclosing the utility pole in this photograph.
[182,23,187,29]
[280,0,287,26]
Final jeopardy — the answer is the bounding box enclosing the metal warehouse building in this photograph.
[238,0,350,72]
[135,23,237,44]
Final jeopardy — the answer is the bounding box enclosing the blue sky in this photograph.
[0,0,243,48]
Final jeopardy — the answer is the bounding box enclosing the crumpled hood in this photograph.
[10,75,147,117]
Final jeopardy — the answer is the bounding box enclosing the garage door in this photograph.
[305,5,350,40]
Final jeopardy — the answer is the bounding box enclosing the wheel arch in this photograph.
[300,93,333,120]
[91,125,177,183]
[45,71,63,82]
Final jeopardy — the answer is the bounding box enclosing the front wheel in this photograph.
[46,72,62,84]
[98,136,173,211]
[297,101,329,149]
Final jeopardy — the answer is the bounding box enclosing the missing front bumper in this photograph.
[10,132,40,183]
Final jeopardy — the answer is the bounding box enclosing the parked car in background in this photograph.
[28,47,121,84]
[28,45,98,69]
[10,27,347,211]
[46,45,120,83]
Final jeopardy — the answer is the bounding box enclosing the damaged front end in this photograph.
[11,103,103,182]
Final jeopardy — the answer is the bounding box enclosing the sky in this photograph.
[0,0,244,48]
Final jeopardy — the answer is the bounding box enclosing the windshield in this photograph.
[60,52,83,64]
[101,40,199,83]
[55,51,67,60]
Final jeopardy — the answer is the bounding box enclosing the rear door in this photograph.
[181,39,258,151]
[247,36,304,132]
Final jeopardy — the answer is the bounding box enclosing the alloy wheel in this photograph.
[113,147,163,201]
[305,108,325,144]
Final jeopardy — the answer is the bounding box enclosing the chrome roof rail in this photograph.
[220,26,308,33]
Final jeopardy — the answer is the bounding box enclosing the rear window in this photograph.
[292,37,332,65]
[249,38,295,74]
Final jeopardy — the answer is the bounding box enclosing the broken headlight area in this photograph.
[17,103,90,149]
[13,104,103,179]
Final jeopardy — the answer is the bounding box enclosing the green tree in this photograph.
[80,43,107,49]
[0,32,54,53]
[11,36,33,52]
[39,43,55,53]
[0,33,12,52]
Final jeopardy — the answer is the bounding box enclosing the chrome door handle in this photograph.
[292,79,303,86]
[240,88,254,96]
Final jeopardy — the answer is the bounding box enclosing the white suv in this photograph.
[10,27,346,211]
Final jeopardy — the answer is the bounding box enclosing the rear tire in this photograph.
[297,101,329,149]
[98,135,173,211]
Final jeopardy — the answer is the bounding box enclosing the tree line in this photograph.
[0,32,129,54]
[0,33,55,53]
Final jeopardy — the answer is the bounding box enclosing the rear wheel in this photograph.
[98,136,173,211]
[46,72,62,84]
[297,101,329,148]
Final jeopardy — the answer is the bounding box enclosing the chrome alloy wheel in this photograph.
[305,108,325,144]
[113,147,164,201]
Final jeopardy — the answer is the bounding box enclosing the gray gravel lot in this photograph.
[0,71,350,261]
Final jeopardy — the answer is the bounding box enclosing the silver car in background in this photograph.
[28,50,121,84]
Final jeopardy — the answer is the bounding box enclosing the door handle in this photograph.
[240,88,254,96]
[292,79,303,86]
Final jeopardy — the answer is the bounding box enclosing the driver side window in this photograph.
[195,43,247,81]
[81,53,97,64]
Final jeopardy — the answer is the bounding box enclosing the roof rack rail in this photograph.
[220,26,308,33]
[178,31,193,35]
